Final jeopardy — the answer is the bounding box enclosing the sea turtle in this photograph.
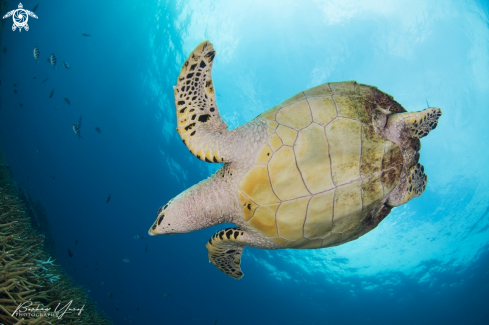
[148,41,442,279]
[2,3,38,32]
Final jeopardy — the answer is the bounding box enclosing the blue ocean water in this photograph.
[1,0,489,324]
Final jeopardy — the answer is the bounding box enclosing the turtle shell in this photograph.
[237,81,405,249]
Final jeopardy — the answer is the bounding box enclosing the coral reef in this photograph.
[18,191,56,256]
[0,150,112,324]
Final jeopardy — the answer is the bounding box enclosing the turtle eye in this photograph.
[157,214,165,226]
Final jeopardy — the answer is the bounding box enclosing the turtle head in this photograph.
[149,175,232,236]
[148,192,205,236]
[148,199,181,236]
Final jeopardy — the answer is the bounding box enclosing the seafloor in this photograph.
[0,144,112,324]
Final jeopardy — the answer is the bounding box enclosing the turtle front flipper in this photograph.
[388,107,442,139]
[174,41,230,163]
[206,228,246,279]
[400,163,428,204]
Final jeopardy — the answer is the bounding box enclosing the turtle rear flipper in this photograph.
[388,108,442,139]
[206,228,245,279]
[174,41,231,163]
[384,107,441,206]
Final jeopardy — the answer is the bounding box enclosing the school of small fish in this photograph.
[4,34,181,313]
[28,46,77,137]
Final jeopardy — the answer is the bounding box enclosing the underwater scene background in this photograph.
[0,0,488,324]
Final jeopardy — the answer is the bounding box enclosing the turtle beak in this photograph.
[148,226,158,236]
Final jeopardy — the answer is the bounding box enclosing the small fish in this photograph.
[108,293,112,298]
[144,244,148,252]
[62,61,70,69]
[13,89,17,94]
[82,33,91,37]
[46,57,50,64]
[36,148,40,154]
[106,194,111,203]
[74,239,78,246]
[214,319,217,325]
[48,88,54,98]
[122,258,130,263]
[50,53,56,69]
[13,83,16,87]
[33,77,36,79]
[19,103,23,107]
[73,116,82,139]
[95,127,101,133]
[49,174,55,180]
[64,98,71,105]
[54,106,60,109]
[68,249,73,257]
[161,293,170,297]
[33,46,40,62]
[32,3,39,12]
[133,234,147,240]
[2,47,6,53]
[42,76,49,83]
